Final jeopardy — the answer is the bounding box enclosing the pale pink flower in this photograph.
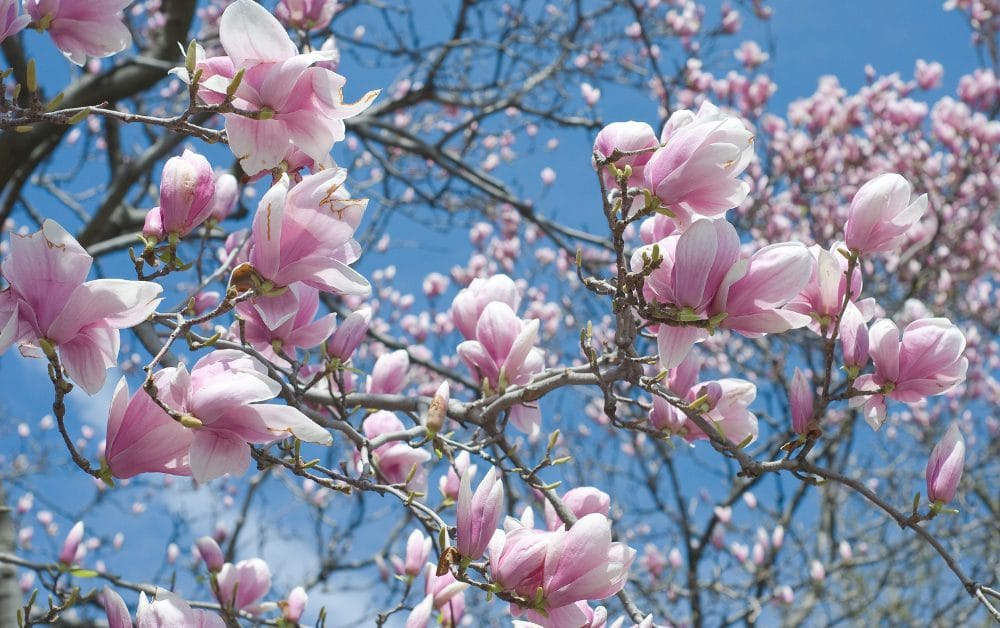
[143,150,216,240]
[785,244,875,336]
[282,586,308,622]
[26,0,131,65]
[215,558,271,611]
[405,594,435,628]
[0,0,30,44]
[58,521,84,565]
[246,169,370,296]
[196,536,224,571]
[439,450,475,501]
[789,368,814,435]
[234,284,337,363]
[644,102,754,224]
[581,82,601,106]
[915,59,944,90]
[839,301,871,373]
[398,529,430,577]
[451,274,520,340]
[175,0,378,175]
[543,487,611,531]
[592,121,659,189]
[851,318,967,430]
[367,349,410,395]
[540,167,557,185]
[136,588,225,627]
[0,220,162,394]
[210,173,240,222]
[456,466,504,559]
[844,174,928,256]
[361,411,430,491]
[104,350,332,482]
[101,587,133,628]
[276,0,338,31]
[423,564,468,624]
[925,422,965,504]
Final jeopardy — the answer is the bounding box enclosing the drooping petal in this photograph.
[189,430,250,483]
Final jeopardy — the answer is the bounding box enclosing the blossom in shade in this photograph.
[245,169,370,296]
[456,466,504,560]
[925,422,965,504]
[361,411,431,491]
[643,102,754,225]
[0,220,162,394]
[26,0,131,65]
[196,536,224,571]
[843,173,928,256]
[851,318,967,430]
[173,0,378,175]
[104,350,332,482]
[839,301,870,373]
[439,450,475,501]
[234,284,337,364]
[785,243,875,336]
[0,0,30,44]
[215,558,271,611]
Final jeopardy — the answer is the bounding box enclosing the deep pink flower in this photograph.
[234,284,337,364]
[844,173,928,256]
[925,422,965,504]
[246,169,370,296]
[0,220,162,394]
[143,150,217,240]
[215,558,271,611]
[26,0,131,65]
[643,102,754,225]
[456,466,504,560]
[327,305,371,361]
[592,121,658,188]
[174,0,377,175]
[104,350,332,482]
[851,318,967,430]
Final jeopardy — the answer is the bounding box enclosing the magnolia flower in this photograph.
[851,318,967,430]
[102,587,224,628]
[644,102,754,225]
[439,450,475,501]
[58,521,84,565]
[173,0,377,175]
[0,0,30,44]
[456,466,504,560]
[0,220,162,394]
[26,0,131,65]
[789,368,814,435]
[451,274,521,340]
[398,529,431,578]
[282,586,308,623]
[785,243,875,336]
[360,411,431,491]
[423,563,468,625]
[244,169,370,296]
[592,121,659,189]
[276,0,338,31]
[327,305,371,361]
[104,350,332,482]
[367,349,410,395]
[844,173,928,256]
[215,558,271,611]
[210,172,240,222]
[196,536,224,571]
[925,422,965,504]
[543,487,611,531]
[234,284,337,364]
[142,150,216,240]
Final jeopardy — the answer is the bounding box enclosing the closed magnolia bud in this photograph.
[196,536,224,571]
[790,368,814,435]
[925,422,965,504]
[844,173,927,256]
[58,521,84,565]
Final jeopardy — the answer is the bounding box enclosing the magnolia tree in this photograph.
[0,0,998,626]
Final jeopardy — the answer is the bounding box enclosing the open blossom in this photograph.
[104,350,332,482]
[423,564,468,625]
[843,173,928,255]
[490,513,635,625]
[142,150,216,240]
[0,220,162,394]
[635,219,811,370]
[26,0,131,65]
[244,168,370,296]
[643,101,754,225]
[102,587,224,628]
[1,0,30,44]
[234,284,337,364]
[215,558,271,611]
[456,466,504,559]
[173,0,378,175]
[925,422,965,504]
[456,301,544,435]
[851,318,968,430]
[785,243,875,335]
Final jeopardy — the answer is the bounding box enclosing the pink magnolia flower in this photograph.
[843,174,928,256]
[405,594,435,628]
[26,0,131,65]
[210,173,240,222]
[326,305,371,361]
[276,0,338,31]
[1,0,29,44]
[0,220,162,394]
[439,450,475,501]
[592,121,659,189]
[142,150,216,240]
[367,349,410,395]
[456,301,544,435]
[925,422,965,504]
[789,368,814,435]
[456,466,504,560]
[234,284,337,364]
[451,274,521,340]
[398,529,431,578]
[58,521,84,565]
[196,536,224,571]
[839,301,871,373]
[785,244,875,336]
[915,59,944,90]
[361,411,431,491]
[423,563,468,625]
[215,558,271,611]
[174,0,378,175]
[102,587,224,628]
[851,318,968,430]
[282,586,308,623]
[543,487,611,531]
[245,169,370,296]
[643,102,754,225]
[104,350,332,482]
